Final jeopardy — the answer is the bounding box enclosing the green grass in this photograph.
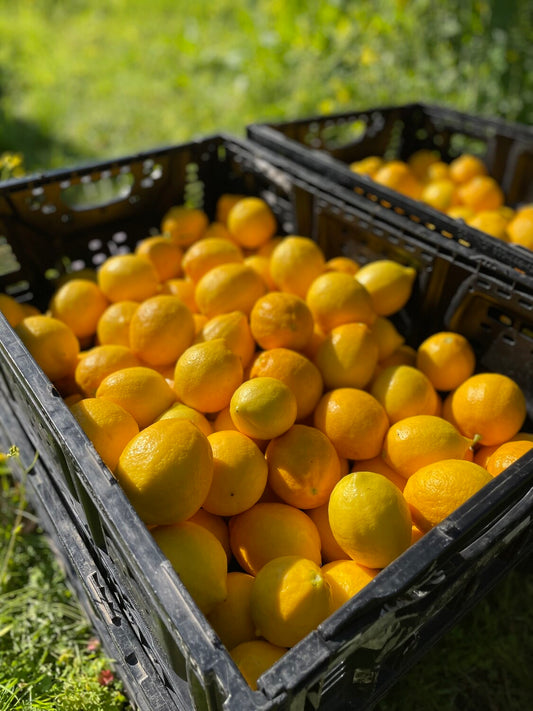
[0,0,531,172]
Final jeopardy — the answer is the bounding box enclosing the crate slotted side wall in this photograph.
[1,134,533,710]
[247,101,533,277]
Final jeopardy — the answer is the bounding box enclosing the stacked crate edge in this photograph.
[246,102,533,277]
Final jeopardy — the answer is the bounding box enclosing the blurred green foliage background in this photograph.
[0,0,531,172]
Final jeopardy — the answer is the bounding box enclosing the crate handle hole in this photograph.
[61,172,134,211]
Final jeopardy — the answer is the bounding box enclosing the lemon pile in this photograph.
[350,150,533,250]
[2,192,532,691]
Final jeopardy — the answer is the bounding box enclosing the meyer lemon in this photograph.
[151,521,227,615]
[228,502,322,575]
[115,418,213,526]
[250,555,331,648]
[207,572,258,650]
[313,388,389,460]
[328,471,412,569]
[403,459,493,532]
[265,424,341,509]
[230,640,287,690]
[443,372,526,447]
[383,414,474,478]
[202,430,268,516]
[354,259,416,316]
[229,376,297,441]
[269,236,326,299]
[69,397,139,472]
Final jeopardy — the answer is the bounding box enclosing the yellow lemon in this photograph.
[507,208,533,249]
[194,262,267,319]
[181,236,243,283]
[328,471,412,569]
[174,338,243,414]
[115,418,213,526]
[151,521,227,615]
[161,277,198,313]
[0,293,26,327]
[420,179,457,211]
[306,270,376,333]
[15,315,80,383]
[49,278,109,341]
[407,149,441,182]
[265,424,341,510]
[351,455,407,493]
[135,234,183,282]
[160,205,209,247]
[243,253,278,291]
[155,401,213,437]
[129,294,195,367]
[486,439,533,477]
[228,501,322,575]
[442,372,527,447]
[250,555,331,648]
[449,153,487,184]
[207,572,258,650]
[467,210,511,240]
[370,316,405,361]
[354,259,416,316]
[457,175,504,213]
[249,347,324,422]
[215,193,247,225]
[321,559,379,614]
[373,161,423,200]
[227,196,277,249]
[324,255,360,275]
[75,344,142,398]
[187,508,231,562]
[313,388,389,460]
[195,310,256,368]
[313,322,379,390]
[269,236,326,299]
[383,414,474,479]
[305,503,349,564]
[370,364,440,424]
[69,397,139,472]
[230,376,297,440]
[349,155,384,177]
[97,253,160,303]
[202,430,268,516]
[403,459,493,532]
[250,291,314,352]
[416,331,476,392]
[230,640,287,690]
[96,365,176,429]
[96,300,139,347]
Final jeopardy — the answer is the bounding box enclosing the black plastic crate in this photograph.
[1,134,533,710]
[247,102,533,276]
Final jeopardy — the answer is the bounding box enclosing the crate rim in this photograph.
[0,133,229,191]
[249,100,533,140]
[246,107,533,280]
[3,130,533,287]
